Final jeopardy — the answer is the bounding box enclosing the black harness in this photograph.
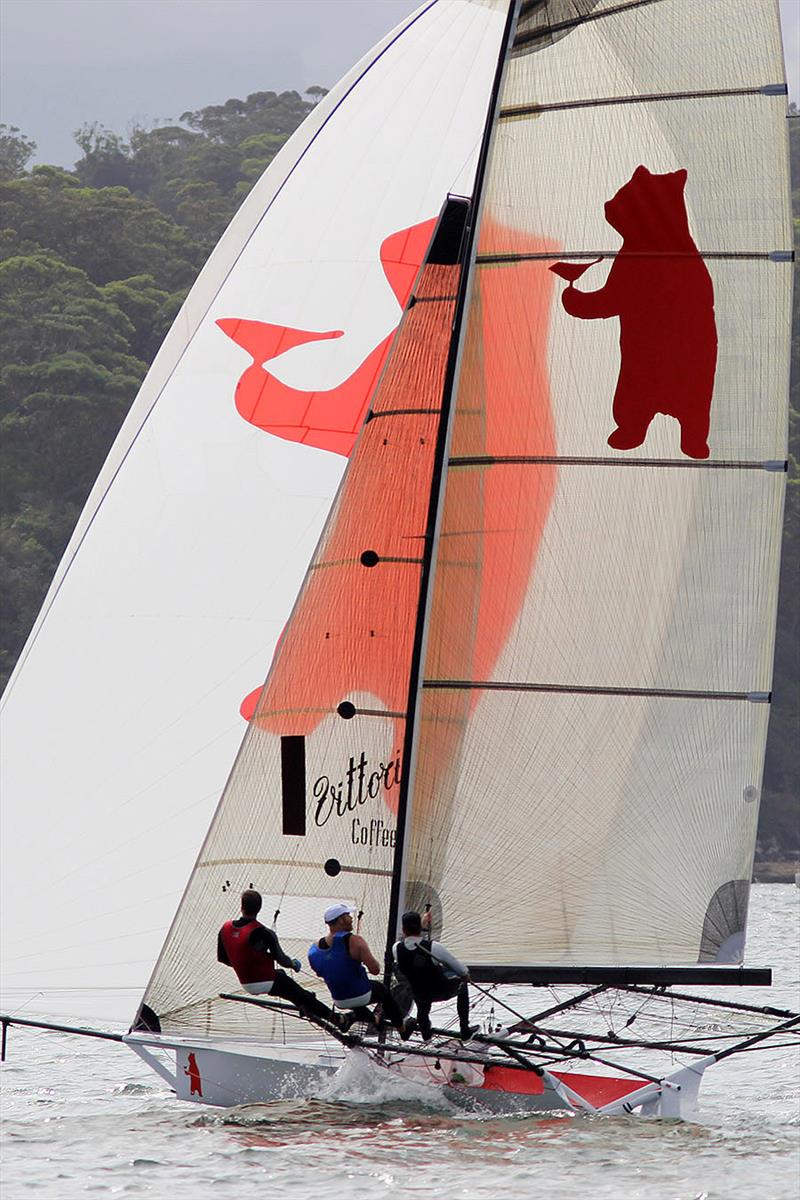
[395,938,448,997]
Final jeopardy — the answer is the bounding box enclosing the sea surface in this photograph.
[2,885,799,1200]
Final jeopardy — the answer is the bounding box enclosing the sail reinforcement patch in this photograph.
[699,880,749,963]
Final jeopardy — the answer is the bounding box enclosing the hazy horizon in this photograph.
[2,0,798,170]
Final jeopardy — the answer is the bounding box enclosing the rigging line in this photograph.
[513,985,607,1025]
[448,454,786,471]
[466,982,661,1083]
[1,0,443,703]
[712,1015,800,1063]
[615,986,797,1020]
[514,0,663,47]
[382,0,523,980]
[499,83,787,120]
[422,680,767,702]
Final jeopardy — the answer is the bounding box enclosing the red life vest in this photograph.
[219,919,276,985]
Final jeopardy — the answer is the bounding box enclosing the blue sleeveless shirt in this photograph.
[308,931,369,1001]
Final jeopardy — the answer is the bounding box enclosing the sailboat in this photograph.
[2,0,797,1118]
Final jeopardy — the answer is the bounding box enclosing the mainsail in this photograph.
[406,0,792,967]
[0,0,508,1025]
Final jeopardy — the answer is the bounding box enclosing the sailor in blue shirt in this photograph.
[308,903,408,1033]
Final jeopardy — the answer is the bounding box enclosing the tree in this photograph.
[0,125,36,181]
[0,171,201,288]
[73,123,134,189]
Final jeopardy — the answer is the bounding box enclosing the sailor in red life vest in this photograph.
[218,889,342,1027]
[308,903,409,1034]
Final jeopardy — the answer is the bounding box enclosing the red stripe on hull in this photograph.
[481,1065,644,1107]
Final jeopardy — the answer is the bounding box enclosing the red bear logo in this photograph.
[552,165,717,459]
[184,1051,202,1097]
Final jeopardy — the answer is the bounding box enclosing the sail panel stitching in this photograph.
[499,84,786,119]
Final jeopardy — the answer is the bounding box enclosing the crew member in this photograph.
[218,889,341,1027]
[393,909,477,1040]
[308,903,409,1034]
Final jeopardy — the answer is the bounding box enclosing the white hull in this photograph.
[124,1032,706,1117]
[125,1032,571,1113]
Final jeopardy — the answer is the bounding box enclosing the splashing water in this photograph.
[316,1048,457,1111]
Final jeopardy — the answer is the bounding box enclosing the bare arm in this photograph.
[348,934,381,975]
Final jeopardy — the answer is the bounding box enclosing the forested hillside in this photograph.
[0,98,797,854]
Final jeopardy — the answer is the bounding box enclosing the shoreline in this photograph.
[752,861,800,884]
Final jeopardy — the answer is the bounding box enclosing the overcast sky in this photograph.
[1,0,798,168]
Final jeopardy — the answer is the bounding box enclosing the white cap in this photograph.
[324,903,356,924]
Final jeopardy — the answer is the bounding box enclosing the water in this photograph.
[2,885,798,1199]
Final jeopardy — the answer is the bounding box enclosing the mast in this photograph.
[383,0,522,973]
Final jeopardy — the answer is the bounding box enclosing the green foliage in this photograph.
[0,503,75,685]
[0,125,37,181]
[180,89,310,144]
[0,171,200,287]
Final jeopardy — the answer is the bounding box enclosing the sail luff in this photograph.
[383,0,522,970]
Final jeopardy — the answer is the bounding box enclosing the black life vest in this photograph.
[219,918,276,985]
[395,938,448,995]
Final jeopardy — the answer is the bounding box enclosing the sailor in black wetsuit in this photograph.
[393,910,478,1041]
[218,889,341,1027]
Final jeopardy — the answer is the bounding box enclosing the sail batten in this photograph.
[422,682,768,703]
[500,82,788,119]
[448,455,787,469]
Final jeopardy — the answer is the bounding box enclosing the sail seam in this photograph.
[197,857,390,876]
[448,455,785,471]
[499,84,786,119]
[422,681,769,702]
[310,555,424,569]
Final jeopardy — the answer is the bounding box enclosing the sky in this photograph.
[1,0,798,169]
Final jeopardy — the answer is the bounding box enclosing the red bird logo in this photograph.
[217,219,437,456]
